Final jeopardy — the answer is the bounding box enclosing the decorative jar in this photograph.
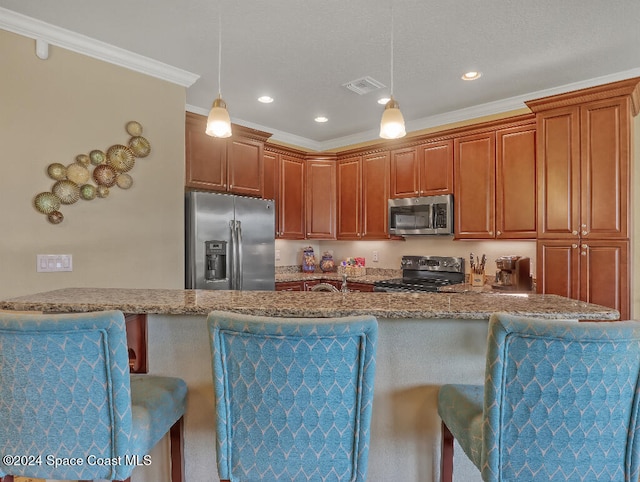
[319,252,335,272]
[302,247,316,273]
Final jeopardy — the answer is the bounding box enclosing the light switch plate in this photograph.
[36,254,73,272]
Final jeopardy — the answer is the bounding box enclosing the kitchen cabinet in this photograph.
[390,140,453,198]
[305,158,336,239]
[454,132,495,239]
[454,122,536,240]
[495,124,537,238]
[337,152,390,240]
[532,95,631,240]
[346,282,375,292]
[526,78,640,321]
[537,239,628,320]
[263,150,278,201]
[275,281,304,291]
[278,154,305,239]
[185,112,269,196]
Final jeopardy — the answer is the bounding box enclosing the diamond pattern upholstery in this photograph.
[207,310,378,482]
[438,313,640,482]
[0,310,187,480]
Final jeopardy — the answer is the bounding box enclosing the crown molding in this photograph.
[0,7,199,87]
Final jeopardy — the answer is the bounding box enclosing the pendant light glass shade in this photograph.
[379,97,406,139]
[379,5,406,139]
[206,95,232,138]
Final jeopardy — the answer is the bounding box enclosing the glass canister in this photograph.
[319,252,336,272]
[302,246,316,273]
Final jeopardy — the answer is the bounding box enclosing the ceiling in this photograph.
[2,0,640,150]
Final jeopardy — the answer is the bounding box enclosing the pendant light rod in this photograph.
[217,8,222,96]
[389,4,394,97]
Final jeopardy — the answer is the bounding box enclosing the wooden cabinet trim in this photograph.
[525,76,640,115]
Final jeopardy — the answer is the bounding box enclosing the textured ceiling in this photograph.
[1,0,639,150]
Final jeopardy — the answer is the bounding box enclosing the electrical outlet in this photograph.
[373,251,379,262]
[275,249,281,261]
[36,254,73,272]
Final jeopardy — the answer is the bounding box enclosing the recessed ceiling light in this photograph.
[462,71,482,81]
[378,97,391,105]
[258,96,274,103]
[314,116,329,123]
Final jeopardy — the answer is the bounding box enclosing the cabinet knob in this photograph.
[229,184,233,189]
[581,224,587,228]
[489,231,493,236]
[581,244,588,249]
[571,244,578,249]
[582,231,588,236]
[496,230,502,236]
[581,251,587,256]
[571,230,578,236]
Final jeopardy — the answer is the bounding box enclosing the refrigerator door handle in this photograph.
[237,220,243,290]
[230,220,238,290]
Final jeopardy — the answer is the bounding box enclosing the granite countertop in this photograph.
[0,288,619,320]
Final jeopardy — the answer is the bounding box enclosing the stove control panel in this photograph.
[400,255,465,274]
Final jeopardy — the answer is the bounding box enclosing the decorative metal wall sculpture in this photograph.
[33,121,151,224]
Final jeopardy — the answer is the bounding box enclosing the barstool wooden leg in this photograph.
[170,416,185,482]
[441,421,454,482]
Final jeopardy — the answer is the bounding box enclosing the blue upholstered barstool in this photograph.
[438,312,640,482]
[207,310,378,482]
[0,310,187,482]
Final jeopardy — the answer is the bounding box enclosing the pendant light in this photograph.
[206,9,232,138]
[379,5,406,139]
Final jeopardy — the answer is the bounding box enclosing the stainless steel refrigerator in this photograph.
[185,191,275,290]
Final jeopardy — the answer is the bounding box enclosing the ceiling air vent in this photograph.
[342,76,386,95]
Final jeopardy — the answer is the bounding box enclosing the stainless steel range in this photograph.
[374,255,465,292]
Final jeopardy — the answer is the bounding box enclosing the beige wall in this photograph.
[0,30,186,298]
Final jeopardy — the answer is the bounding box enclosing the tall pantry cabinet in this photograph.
[527,78,640,320]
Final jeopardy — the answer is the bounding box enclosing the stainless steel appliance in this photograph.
[388,194,454,235]
[373,255,465,292]
[185,191,275,290]
[493,256,532,291]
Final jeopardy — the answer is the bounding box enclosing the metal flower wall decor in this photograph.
[33,121,152,224]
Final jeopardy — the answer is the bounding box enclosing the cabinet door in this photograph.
[228,138,263,197]
[580,240,628,320]
[362,152,390,239]
[390,147,419,198]
[306,159,336,239]
[275,281,304,291]
[278,156,305,239]
[580,98,630,239]
[419,140,454,195]
[454,132,495,239]
[185,113,227,191]
[536,107,581,239]
[263,151,278,201]
[496,125,537,238]
[536,240,580,299]
[337,156,362,239]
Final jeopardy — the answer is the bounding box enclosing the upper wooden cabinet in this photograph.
[185,112,271,196]
[305,158,336,239]
[454,132,496,239]
[454,120,537,240]
[278,154,305,239]
[496,125,537,238]
[390,140,453,198]
[337,152,390,240]
[527,79,638,240]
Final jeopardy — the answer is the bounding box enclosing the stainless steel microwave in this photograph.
[388,194,454,235]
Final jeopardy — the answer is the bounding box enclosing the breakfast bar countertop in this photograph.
[0,287,619,320]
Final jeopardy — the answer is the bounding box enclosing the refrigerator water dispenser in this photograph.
[205,240,227,281]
